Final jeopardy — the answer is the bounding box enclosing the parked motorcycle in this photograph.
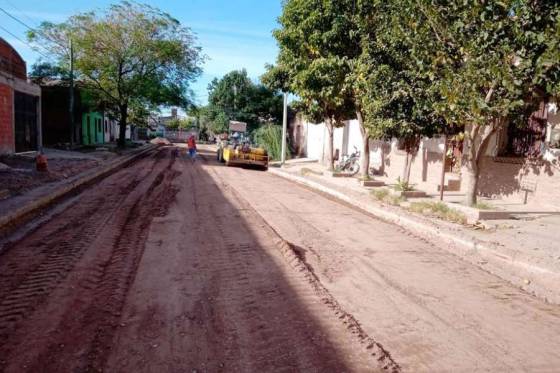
[337,146,361,175]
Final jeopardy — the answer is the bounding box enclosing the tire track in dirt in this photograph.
[192,159,398,372]
[0,149,161,299]
[207,165,400,372]
[0,147,180,372]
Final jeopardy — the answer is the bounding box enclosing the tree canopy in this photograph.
[267,0,358,170]
[200,69,283,134]
[272,0,560,204]
[28,1,204,146]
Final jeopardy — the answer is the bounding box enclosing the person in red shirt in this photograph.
[187,135,197,162]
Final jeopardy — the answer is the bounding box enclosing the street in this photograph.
[1,145,560,372]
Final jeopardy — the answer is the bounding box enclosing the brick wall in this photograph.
[0,82,14,153]
[0,37,26,79]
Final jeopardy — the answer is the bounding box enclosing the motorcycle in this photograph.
[337,146,361,175]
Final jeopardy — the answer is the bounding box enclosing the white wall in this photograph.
[305,122,326,161]
[345,120,362,156]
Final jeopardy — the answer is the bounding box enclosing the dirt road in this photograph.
[0,145,559,372]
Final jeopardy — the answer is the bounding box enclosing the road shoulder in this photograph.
[0,144,157,238]
[269,165,560,305]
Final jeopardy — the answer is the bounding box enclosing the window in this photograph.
[503,102,547,157]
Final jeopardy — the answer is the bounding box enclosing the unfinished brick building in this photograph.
[0,37,41,154]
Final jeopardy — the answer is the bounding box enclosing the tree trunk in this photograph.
[117,104,128,148]
[464,166,480,207]
[379,141,385,176]
[356,110,370,179]
[402,151,413,184]
[401,138,419,184]
[463,121,499,206]
[325,118,335,171]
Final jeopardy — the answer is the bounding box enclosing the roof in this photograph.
[229,121,247,133]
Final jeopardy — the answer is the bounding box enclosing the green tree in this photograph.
[271,0,356,171]
[166,117,192,130]
[28,1,204,147]
[28,60,70,84]
[199,105,229,135]
[399,0,560,205]
[206,69,283,131]
[347,0,447,183]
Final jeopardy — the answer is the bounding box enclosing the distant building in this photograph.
[0,37,41,154]
[40,81,129,147]
[158,107,180,128]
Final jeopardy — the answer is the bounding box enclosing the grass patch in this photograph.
[371,188,405,206]
[372,188,390,200]
[408,201,467,224]
[474,201,492,210]
[394,177,415,192]
[300,167,323,176]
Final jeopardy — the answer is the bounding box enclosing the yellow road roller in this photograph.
[219,142,269,170]
[216,121,269,170]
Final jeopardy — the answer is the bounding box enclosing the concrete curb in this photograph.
[269,168,560,304]
[0,144,157,234]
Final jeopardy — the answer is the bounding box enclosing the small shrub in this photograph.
[371,188,404,206]
[474,201,492,210]
[394,177,415,192]
[300,167,323,176]
[408,201,467,224]
[387,194,405,206]
[372,188,390,201]
[253,124,287,161]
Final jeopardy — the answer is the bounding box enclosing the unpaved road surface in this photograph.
[0,145,559,372]
[0,147,391,373]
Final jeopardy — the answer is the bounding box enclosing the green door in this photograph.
[82,114,92,145]
[82,112,104,145]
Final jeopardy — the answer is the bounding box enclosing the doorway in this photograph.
[14,91,38,153]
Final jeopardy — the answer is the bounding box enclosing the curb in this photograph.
[0,144,157,234]
[269,168,560,305]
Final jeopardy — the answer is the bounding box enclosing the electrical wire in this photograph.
[0,0,39,27]
[0,24,50,59]
[0,6,67,50]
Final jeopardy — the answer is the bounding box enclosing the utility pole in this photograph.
[233,84,237,113]
[69,38,75,148]
[439,135,448,201]
[281,92,288,165]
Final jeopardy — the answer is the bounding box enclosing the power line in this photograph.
[0,24,50,59]
[1,0,39,27]
[0,6,38,33]
[0,6,66,50]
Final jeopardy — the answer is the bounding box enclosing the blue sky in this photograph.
[0,0,282,105]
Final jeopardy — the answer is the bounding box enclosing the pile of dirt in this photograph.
[149,137,171,145]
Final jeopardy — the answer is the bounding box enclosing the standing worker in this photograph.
[187,134,197,163]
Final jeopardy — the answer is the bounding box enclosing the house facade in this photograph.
[0,37,41,154]
[41,82,126,147]
[296,103,560,210]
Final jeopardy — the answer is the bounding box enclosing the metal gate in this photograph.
[507,101,547,157]
[14,91,38,152]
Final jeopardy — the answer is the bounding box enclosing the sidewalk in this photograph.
[0,143,156,236]
[270,160,560,304]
